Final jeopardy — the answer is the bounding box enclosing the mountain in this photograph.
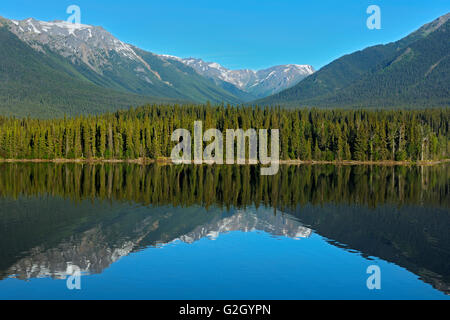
[0,16,312,118]
[160,55,314,100]
[0,19,166,118]
[257,13,450,108]
[4,17,251,103]
[0,17,250,117]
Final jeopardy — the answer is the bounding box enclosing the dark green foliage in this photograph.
[0,104,448,161]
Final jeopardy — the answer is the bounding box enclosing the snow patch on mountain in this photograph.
[159,56,315,98]
[6,18,147,70]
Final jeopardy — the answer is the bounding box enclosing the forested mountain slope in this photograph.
[0,17,244,118]
[257,13,450,108]
[0,25,168,118]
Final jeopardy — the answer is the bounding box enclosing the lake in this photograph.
[0,163,449,299]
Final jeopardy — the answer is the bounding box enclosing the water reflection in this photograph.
[0,163,448,295]
[1,204,311,281]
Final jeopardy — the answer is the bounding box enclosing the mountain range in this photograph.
[258,12,450,108]
[0,13,448,118]
[0,16,313,117]
[159,55,314,99]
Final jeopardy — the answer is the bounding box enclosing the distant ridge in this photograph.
[159,55,314,100]
[256,13,450,108]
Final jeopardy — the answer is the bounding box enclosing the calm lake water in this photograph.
[0,163,449,300]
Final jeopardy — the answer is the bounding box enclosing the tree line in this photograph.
[0,104,448,161]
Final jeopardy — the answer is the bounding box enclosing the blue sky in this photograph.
[1,0,449,70]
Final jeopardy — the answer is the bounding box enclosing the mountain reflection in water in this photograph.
[1,203,311,280]
[0,163,448,297]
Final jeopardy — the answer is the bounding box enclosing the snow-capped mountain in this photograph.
[7,18,171,84]
[2,16,252,106]
[159,56,315,99]
[1,16,314,116]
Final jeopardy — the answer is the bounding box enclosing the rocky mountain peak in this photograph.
[5,17,145,73]
[159,55,315,98]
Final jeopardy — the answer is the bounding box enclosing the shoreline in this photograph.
[0,158,448,166]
